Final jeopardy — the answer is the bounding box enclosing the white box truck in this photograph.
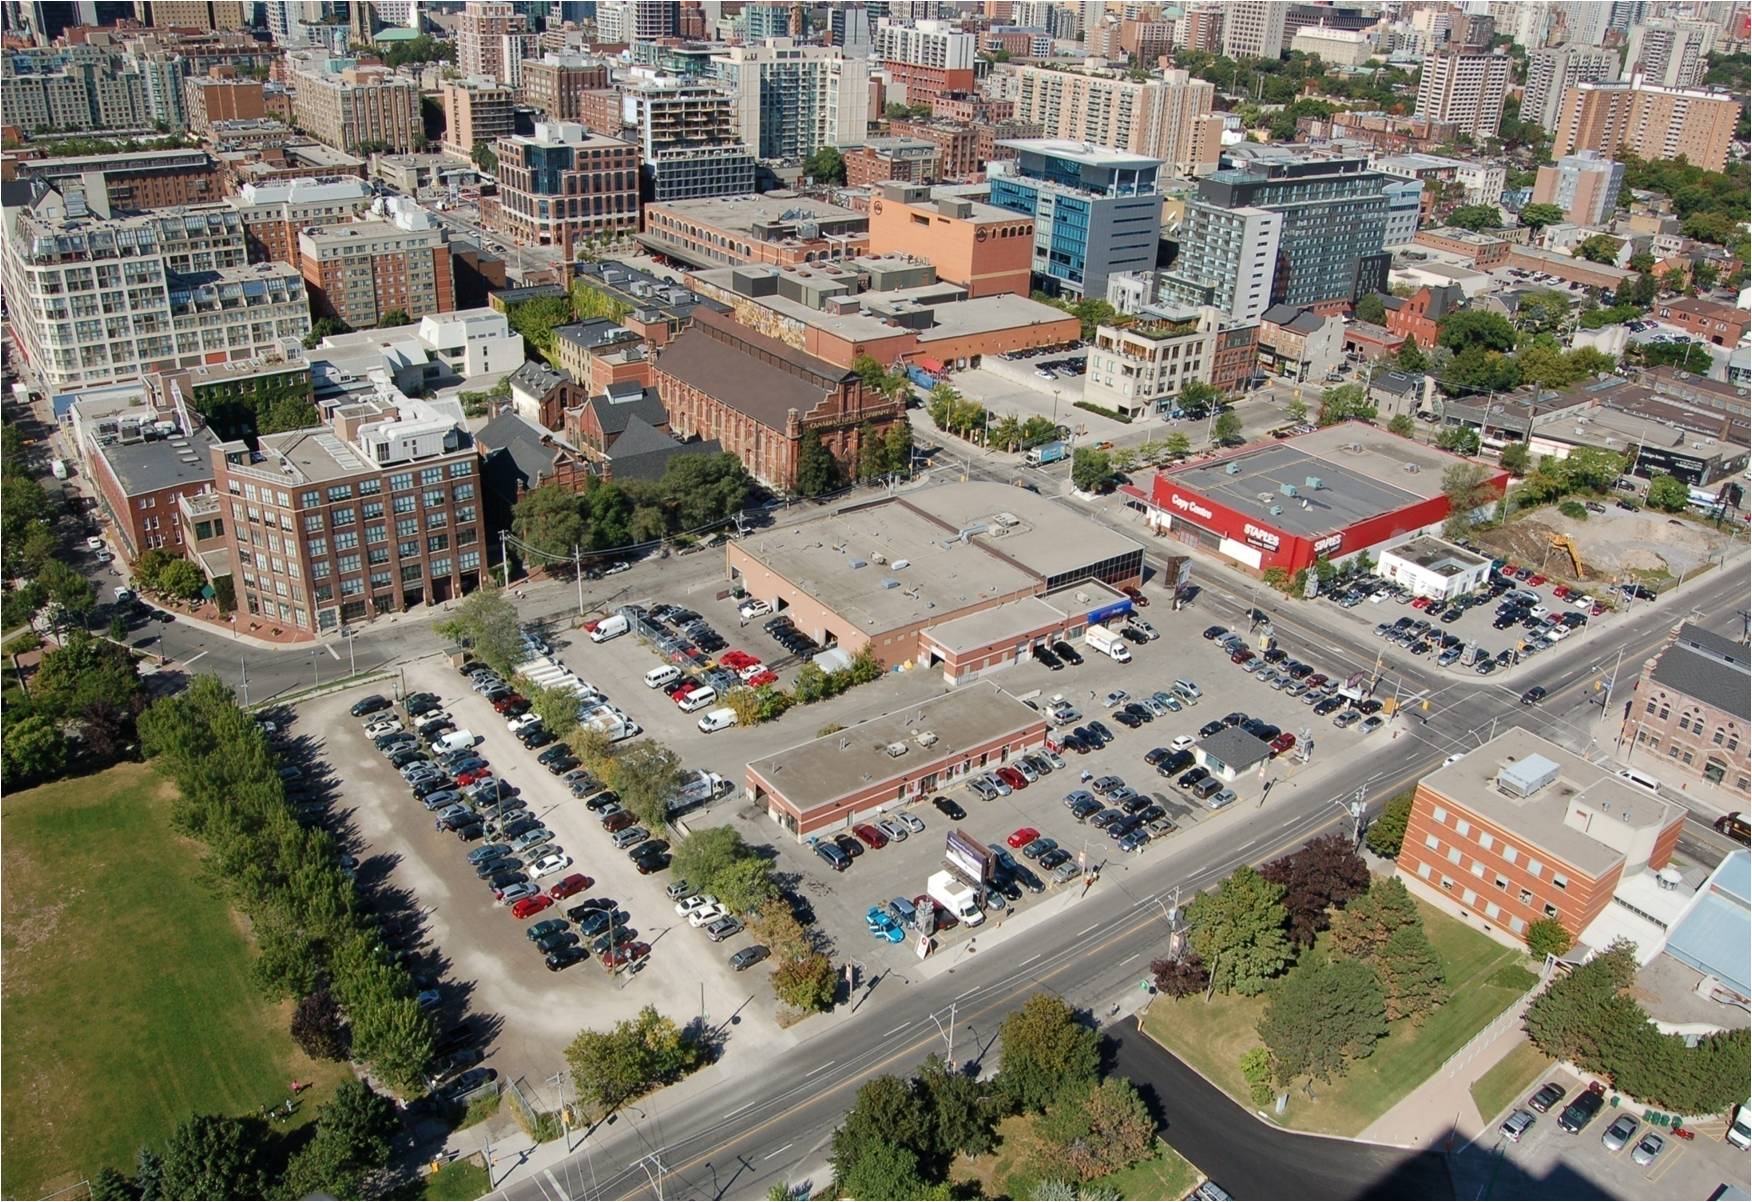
[1084,624,1132,663]
[927,870,984,926]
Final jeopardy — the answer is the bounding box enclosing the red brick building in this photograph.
[576,88,628,138]
[844,138,940,189]
[1380,283,1463,350]
[886,61,977,109]
[1655,298,1750,347]
[929,92,1014,124]
[1619,622,1750,796]
[1343,321,1407,361]
[652,308,903,492]
[88,424,224,562]
[975,119,1044,169]
[887,119,980,179]
[1396,730,1686,946]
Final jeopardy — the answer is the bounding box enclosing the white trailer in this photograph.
[926,870,984,926]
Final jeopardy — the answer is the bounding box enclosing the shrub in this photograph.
[1557,500,1588,521]
[1240,1047,1275,1109]
[1524,918,1573,958]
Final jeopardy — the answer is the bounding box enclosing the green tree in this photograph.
[157,1114,269,1200]
[881,421,914,476]
[33,632,141,721]
[1646,473,1690,512]
[1037,1077,1156,1181]
[135,1146,164,1199]
[1317,383,1377,426]
[915,1054,995,1164]
[1516,289,1572,335]
[1284,397,1309,424]
[1395,339,1430,373]
[1638,340,1713,373]
[1261,833,1370,949]
[711,855,777,913]
[1442,461,1498,534]
[751,898,813,962]
[1176,378,1226,418]
[1438,310,1517,354]
[992,993,1100,1112]
[471,139,497,173]
[804,145,846,184]
[1364,791,1413,858]
[1575,234,1622,264]
[1433,425,1482,456]
[282,1080,398,1198]
[1517,202,1564,231]
[89,1166,132,1201]
[526,681,583,741]
[565,1005,702,1111]
[1257,955,1388,1085]
[1387,414,1415,437]
[609,738,684,829]
[155,558,207,601]
[302,314,352,348]
[505,294,575,357]
[1162,431,1191,458]
[773,952,838,1012]
[1500,441,1531,475]
[1354,293,1388,325]
[1525,918,1573,958]
[1186,866,1293,997]
[672,826,762,899]
[0,713,67,785]
[291,988,349,1061]
[1070,447,1114,493]
[1327,876,1421,963]
[436,585,523,676]
[377,308,410,329]
[839,1138,936,1201]
[795,431,837,496]
[1211,411,1244,445]
[1446,204,1502,231]
[1376,920,1448,1022]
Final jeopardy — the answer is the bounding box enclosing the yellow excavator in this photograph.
[1550,532,1584,578]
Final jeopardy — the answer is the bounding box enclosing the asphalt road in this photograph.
[1105,1019,1455,1200]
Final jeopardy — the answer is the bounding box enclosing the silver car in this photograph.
[876,817,909,843]
[1499,1109,1535,1143]
[1601,1114,1638,1152]
[1630,1131,1664,1166]
[898,811,925,834]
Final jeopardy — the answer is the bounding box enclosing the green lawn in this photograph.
[424,1156,490,1200]
[1,763,350,1199]
[1095,1139,1201,1201]
[1142,895,1538,1137]
[1469,1039,1554,1124]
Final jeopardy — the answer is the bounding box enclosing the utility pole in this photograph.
[927,1001,958,1067]
[573,544,584,618]
[500,529,511,588]
[240,656,249,706]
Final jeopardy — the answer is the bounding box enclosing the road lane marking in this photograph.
[882,1023,910,1037]
[1018,953,1041,966]
[763,1144,794,1161]
[1077,923,1099,935]
[956,986,979,999]
[324,642,340,660]
[183,650,208,665]
[1118,953,1138,965]
[803,1061,835,1077]
[726,1102,754,1118]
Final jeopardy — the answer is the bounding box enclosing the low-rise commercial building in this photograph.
[747,682,1047,840]
[1380,283,1463,350]
[570,258,729,347]
[1414,226,1510,269]
[1504,244,1635,290]
[1133,423,1509,574]
[1195,726,1271,782]
[639,192,870,269]
[1256,304,1343,381]
[4,147,223,212]
[1083,309,1259,418]
[1620,622,1750,800]
[884,119,979,181]
[866,184,1034,299]
[844,137,941,189]
[1396,730,1686,945]
[1376,536,1491,601]
[727,481,1145,677]
[87,419,225,563]
[1654,298,1750,348]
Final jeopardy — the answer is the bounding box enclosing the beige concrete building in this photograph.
[518,53,611,121]
[1553,76,1742,174]
[489,122,640,256]
[1524,46,1620,133]
[1221,0,1287,58]
[1009,65,1220,176]
[298,209,455,329]
[441,77,516,159]
[1531,151,1624,227]
[289,53,422,154]
[457,0,534,86]
[1415,48,1512,139]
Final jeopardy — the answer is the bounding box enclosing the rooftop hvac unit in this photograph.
[880,577,900,589]
[872,553,887,564]
[892,559,910,570]
[1280,483,1299,497]
[1225,462,1241,475]
[850,559,867,569]
[992,511,1020,528]
[1496,753,1560,798]
[915,730,939,747]
[1404,463,1419,473]
[1268,504,1283,515]
[1304,475,1323,490]
[883,741,908,758]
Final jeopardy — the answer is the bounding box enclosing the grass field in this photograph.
[424,1156,490,1200]
[1,763,350,1199]
[1094,1139,1201,1200]
[1469,1039,1555,1124]
[1141,895,1538,1137]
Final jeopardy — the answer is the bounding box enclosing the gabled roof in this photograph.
[585,385,669,438]
[654,323,835,430]
[478,410,575,493]
[509,359,568,397]
[1648,622,1751,721]
[604,416,723,481]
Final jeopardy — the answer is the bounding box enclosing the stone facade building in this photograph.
[1620,623,1750,797]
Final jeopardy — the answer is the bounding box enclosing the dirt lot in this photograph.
[1473,505,1744,588]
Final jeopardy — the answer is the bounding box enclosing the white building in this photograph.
[874,19,976,68]
[1377,536,1492,601]
[1415,48,1512,139]
[1222,1,1288,59]
[1289,26,1375,66]
[709,39,870,161]
[1383,177,1423,248]
[1083,308,1246,418]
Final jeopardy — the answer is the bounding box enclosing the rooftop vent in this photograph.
[1280,483,1299,497]
[892,558,910,570]
[1224,462,1241,475]
[992,511,1020,528]
[915,730,939,747]
[1268,504,1282,515]
[850,559,867,569]
[883,741,909,758]
[1497,753,1561,798]
[1304,475,1323,490]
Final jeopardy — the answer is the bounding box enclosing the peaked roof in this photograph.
[655,323,835,429]
[604,416,724,482]
[479,410,574,493]
[585,385,669,438]
[1648,622,1750,721]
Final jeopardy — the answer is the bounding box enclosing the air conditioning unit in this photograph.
[883,741,909,758]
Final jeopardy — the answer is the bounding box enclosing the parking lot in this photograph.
[1466,1067,1751,1200]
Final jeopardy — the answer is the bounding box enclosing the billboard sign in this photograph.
[945,828,992,884]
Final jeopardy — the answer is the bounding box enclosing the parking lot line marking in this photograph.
[1018,953,1041,967]
[1645,1142,1684,1183]
[544,1169,564,1197]
[804,1061,835,1077]
[764,1144,794,1161]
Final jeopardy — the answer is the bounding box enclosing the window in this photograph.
[393,494,416,514]
[423,489,445,509]
[1543,903,1558,919]
[1526,858,1542,878]
[1519,888,1532,905]
[430,557,452,575]
[1478,832,1493,851]
[326,484,353,502]
[1463,888,1477,905]
[332,506,355,527]
[337,554,361,573]
[1495,875,1508,891]
[1455,818,1471,837]
[1485,901,1500,919]
[1432,806,1448,823]
[1417,863,1431,879]
[359,478,380,495]
[1509,916,1526,934]
[1424,833,1439,850]
[1551,873,1568,890]
[303,513,324,532]
[449,460,472,477]
[1446,847,1461,864]
[420,466,443,486]
[300,490,319,508]
[454,482,475,501]
[389,472,413,491]
[1503,847,1518,865]
[398,540,419,558]
[401,562,422,583]
[459,551,480,571]
[1469,862,1484,878]
[366,524,386,543]
[396,517,418,537]
[1441,876,1454,891]
[334,531,359,551]
[306,538,328,558]
[312,561,331,579]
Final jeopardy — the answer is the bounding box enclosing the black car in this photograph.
[1520,686,1547,706]
[545,754,581,775]
[584,792,620,812]
[1155,751,1194,777]
[545,946,588,972]
[1060,732,1090,754]
[1313,696,1345,715]
[453,821,485,842]
[536,745,571,766]
[1143,746,1173,765]
[474,856,521,879]
[833,834,864,859]
[1201,626,1228,640]
[534,930,577,954]
[1113,709,1142,729]
[1038,848,1072,870]
[632,851,671,874]
[1032,645,1063,670]
[1109,815,1143,840]
[486,869,526,892]
[1068,797,1102,822]
[350,694,392,717]
[1222,711,1247,727]
[1198,720,1224,738]
[1176,767,1210,790]
[932,796,966,820]
[567,899,616,922]
[1527,1081,1566,1113]
[1556,1088,1604,1133]
[1087,720,1114,743]
[1050,641,1084,666]
[1121,702,1154,724]
[519,726,554,749]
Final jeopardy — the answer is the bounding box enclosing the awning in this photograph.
[915,356,946,374]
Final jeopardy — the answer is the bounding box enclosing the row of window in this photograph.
[1412,863,1531,934]
[1427,804,1570,889]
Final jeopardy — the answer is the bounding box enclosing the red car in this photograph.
[1527,574,1547,587]
[852,822,888,849]
[1502,563,1519,577]
[1122,586,1150,608]
[549,873,592,900]
[995,765,1029,790]
[747,669,779,688]
[1268,732,1297,758]
[510,895,552,920]
[491,693,527,714]
[1007,826,1040,849]
[665,678,699,699]
[1306,673,1328,689]
[456,767,492,787]
[602,941,651,970]
[1590,603,1607,616]
[1552,585,1571,600]
[1231,649,1255,665]
[1411,596,1431,610]
[720,650,757,669]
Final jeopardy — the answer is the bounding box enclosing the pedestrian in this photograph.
[434,817,442,832]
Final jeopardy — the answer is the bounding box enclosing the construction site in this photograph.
[1473,504,1746,592]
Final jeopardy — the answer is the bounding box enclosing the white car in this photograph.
[688,904,726,928]
[736,662,767,683]
[530,852,572,878]
[1169,735,1195,752]
[603,561,631,575]
[85,535,106,551]
[1528,604,1548,618]
[364,718,403,738]
[674,893,714,917]
[1103,689,1130,709]
[738,598,771,619]
[507,712,542,732]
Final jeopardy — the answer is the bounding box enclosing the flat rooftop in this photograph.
[1384,536,1487,575]
[920,580,1127,654]
[1422,729,1682,877]
[904,480,1145,583]
[1165,422,1468,538]
[916,294,1077,343]
[646,192,867,237]
[97,425,221,496]
[747,682,1042,814]
[999,138,1164,170]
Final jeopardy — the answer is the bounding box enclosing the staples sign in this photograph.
[1313,532,1343,557]
[1243,523,1282,551]
[1169,492,1214,521]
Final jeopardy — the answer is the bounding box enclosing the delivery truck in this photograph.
[1084,623,1132,663]
[1024,440,1067,467]
[926,870,984,926]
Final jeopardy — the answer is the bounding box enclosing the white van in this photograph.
[676,685,717,713]
[696,706,737,733]
[435,729,476,754]
[589,614,629,642]
[644,665,682,689]
[1616,767,1662,795]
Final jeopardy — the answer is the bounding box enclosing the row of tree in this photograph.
[511,453,755,565]
[91,1080,401,1201]
[137,676,436,1095]
[1153,837,1453,1093]
[825,995,1157,1199]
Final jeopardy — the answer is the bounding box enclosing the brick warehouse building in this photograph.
[1619,623,1750,797]
[651,307,903,492]
[1127,423,1509,574]
[1397,730,1685,946]
[747,682,1047,840]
